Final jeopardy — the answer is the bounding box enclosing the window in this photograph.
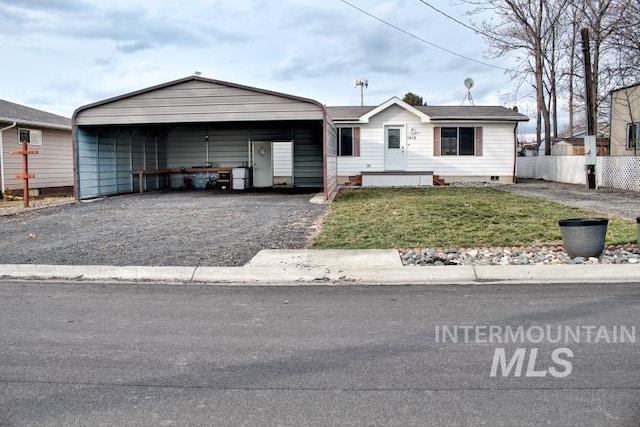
[18,128,42,146]
[337,127,360,156]
[441,127,475,156]
[441,128,458,155]
[626,122,640,150]
[387,128,401,149]
[338,128,353,156]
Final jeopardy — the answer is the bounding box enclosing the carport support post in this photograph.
[9,142,38,208]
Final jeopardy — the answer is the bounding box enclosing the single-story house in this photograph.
[0,99,73,196]
[327,98,529,186]
[72,76,529,200]
[610,82,640,156]
[73,76,338,200]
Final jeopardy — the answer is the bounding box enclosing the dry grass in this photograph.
[312,188,637,249]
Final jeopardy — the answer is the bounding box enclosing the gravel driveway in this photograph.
[0,191,327,266]
[498,179,640,220]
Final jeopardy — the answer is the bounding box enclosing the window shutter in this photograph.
[475,127,483,156]
[353,127,361,157]
[433,127,441,156]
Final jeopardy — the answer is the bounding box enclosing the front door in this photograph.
[384,126,405,170]
[252,141,273,187]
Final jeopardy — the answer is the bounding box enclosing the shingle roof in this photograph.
[325,106,376,121]
[0,99,71,129]
[326,105,528,122]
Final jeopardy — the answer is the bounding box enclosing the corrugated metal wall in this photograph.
[76,121,323,199]
[76,127,100,199]
[292,122,323,188]
[76,126,168,199]
[74,79,325,126]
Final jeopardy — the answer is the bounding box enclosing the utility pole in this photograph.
[354,79,368,107]
[581,28,597,189]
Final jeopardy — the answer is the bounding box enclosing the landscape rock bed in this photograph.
[399,245,640,266]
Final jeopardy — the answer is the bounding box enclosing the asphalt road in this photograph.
[0,281,639,426]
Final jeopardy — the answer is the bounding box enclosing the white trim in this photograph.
[359,97,431,123]
[0,122,17,194]
[18,128,43,146]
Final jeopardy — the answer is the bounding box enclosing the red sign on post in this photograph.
[9,142,38,208]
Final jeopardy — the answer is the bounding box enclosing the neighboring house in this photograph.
[327,97,528,186]
[0,99,72,196]
[547,137,609,156]
[73,76,337,200]
[610,83,640,156]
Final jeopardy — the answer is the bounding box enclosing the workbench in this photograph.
[133,167,233,193]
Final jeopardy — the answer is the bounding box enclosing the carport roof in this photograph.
[0,99,71,130]
[73,75,327,119]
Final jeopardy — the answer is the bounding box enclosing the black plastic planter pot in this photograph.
[558,218,609,258]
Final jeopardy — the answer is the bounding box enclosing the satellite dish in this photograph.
[462,78,475,106]
[464,78,474,89]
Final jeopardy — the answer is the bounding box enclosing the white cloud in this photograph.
[0,0,536,119]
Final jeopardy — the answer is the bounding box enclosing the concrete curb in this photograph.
[0,263,638,286]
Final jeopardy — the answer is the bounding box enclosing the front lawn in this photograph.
[312,188,637,249]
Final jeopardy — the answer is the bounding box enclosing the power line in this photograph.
[340,0,512,72]
[415,0,506,45]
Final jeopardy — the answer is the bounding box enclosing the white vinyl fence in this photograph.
[516,156,640,191]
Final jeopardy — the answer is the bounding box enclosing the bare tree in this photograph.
[463,0,568,153]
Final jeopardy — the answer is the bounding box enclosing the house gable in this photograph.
[359,97,431,123]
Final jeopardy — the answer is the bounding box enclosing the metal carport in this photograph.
[72,76,338,201]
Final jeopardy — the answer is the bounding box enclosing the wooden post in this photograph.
[9,142,38,208]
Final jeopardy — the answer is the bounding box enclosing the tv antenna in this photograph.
[354,79,368,106]
[462,78,475,106]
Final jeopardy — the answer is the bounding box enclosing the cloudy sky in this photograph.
[0,0,535,134]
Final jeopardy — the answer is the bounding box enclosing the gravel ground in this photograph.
[0,191,326,266]
[498,178,640,220]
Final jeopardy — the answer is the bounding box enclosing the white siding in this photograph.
[337,104,517,178]
[338,104,417,175]
[76,80,324,125]
[2,126,73,190]
[273,141,293,177]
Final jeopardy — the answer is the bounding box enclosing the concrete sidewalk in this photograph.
[0,249,638,286]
